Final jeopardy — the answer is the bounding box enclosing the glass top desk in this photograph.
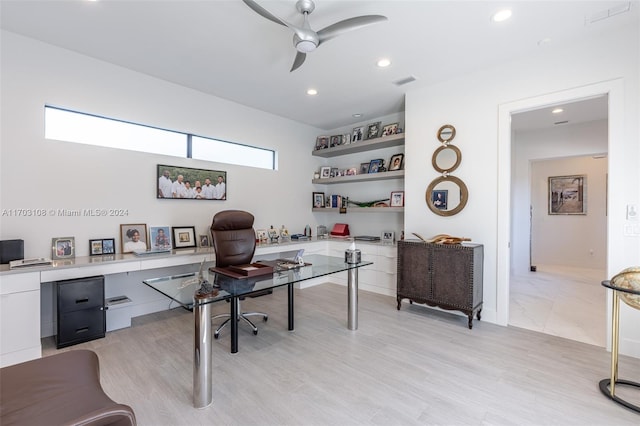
[143,254,372,408]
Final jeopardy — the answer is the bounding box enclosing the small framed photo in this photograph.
[320,166,331,179]
[368,159,384,173]
[199,234,210,247]
[346,167,357,176]
[548,175,586,215]
[365,121,381,139]
[359,163,370,174]
[120,224,148,253]
[150,226,172,249]
[381,231,395,244]
[432,190,448,210]
[52,237,75,260]
[256,229,267,243]
[313,192,325,208]
[89,238,116,256]
[330,167,339,177]
[389,153,404,171]
[381,122,399,136]
[315,136,329,150]
[172,226,196,249]
[329,135,343,147]
[390,191,405,207]
[342,133,351,145]
[352,126,365,142]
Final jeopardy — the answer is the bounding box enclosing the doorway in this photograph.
[495,79,624,347]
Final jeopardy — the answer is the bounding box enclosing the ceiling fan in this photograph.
[242,0,388,72]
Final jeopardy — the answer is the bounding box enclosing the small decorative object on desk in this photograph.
[317,225,327,238]
[256,229,267,243]
[268,226,279,243]
[280,225,290,241]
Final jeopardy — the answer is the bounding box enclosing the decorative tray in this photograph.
[209,263,274,279]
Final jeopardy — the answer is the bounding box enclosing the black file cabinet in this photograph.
[56,276,106,348]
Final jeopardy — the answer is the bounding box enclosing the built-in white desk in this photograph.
[0,238,396,368]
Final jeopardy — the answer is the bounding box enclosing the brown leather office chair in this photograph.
[210,210,268,338]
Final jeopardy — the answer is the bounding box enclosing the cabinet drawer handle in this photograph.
[75,298,89,304]
[75,327,89,334]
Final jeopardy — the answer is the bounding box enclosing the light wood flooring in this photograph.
[43,283,639,425]
[509,265,607,347]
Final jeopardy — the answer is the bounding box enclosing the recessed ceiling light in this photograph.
[492,9,512,22]
[352,113,363,118]
[376,58,391,68]
[552,108,564,114]
[306,88,318,96]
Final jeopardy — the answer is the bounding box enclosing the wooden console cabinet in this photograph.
[396,240,483,329]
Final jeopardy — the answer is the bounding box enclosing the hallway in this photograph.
[509,265,607,347]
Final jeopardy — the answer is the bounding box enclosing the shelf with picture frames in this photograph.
[312,169,404,185]
[312,133,404,158]
[312,206,404,213]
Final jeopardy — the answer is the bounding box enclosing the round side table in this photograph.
[599,268,640,413]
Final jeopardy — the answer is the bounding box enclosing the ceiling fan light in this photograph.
[296,40,317,53]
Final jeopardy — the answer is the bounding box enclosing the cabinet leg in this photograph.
[476,309,482,321]
[468,315,473,329]
[396,298,401,310]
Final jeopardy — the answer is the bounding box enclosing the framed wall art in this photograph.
[120,224,148,253]
[548,175,586,215]
[149,226,172,249]
[89,238,115,256]
[320,166,331,179]
[313,192,325,208]
[172,226,196,249]
[329,135,343,147]
[157,164,226,200]
[52,237,75,260]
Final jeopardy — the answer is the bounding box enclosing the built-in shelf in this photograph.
[312,207,404,213]
[312,133,404,158]
[313,170,404,184]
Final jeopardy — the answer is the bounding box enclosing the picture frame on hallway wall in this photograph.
[548,175,586,215]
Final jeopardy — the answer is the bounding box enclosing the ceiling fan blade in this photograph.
[290,51,306,72]
[241,0,290,28]
[317,15,388,44]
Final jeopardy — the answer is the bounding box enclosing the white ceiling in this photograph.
[1,1,636,130]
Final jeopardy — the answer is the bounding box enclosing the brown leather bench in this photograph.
[0,349,136,426]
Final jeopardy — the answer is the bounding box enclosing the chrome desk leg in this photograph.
[193,295,214,409]
[348,267,358,330]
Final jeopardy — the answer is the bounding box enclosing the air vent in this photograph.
[554,120,569,125]
[393,76,417,86]
[587,2,631,24]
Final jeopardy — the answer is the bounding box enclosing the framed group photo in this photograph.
[390,191,405,207]
[89,238,115,256]
[313,192,325,208]
[157,164,226,200]
[149,226,172,249]
[172,226,196,249]
[120,224,148,253]
[52,237,75,260]
[381,122,399,136]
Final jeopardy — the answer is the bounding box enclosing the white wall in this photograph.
[405,23,639,356]
[511,120,608,272]
[530,155,607,268]
[0,31,327,257]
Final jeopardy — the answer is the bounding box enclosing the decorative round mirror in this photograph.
[437,124,456,144]
[432,145,462,174]
[425,175,469,217]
